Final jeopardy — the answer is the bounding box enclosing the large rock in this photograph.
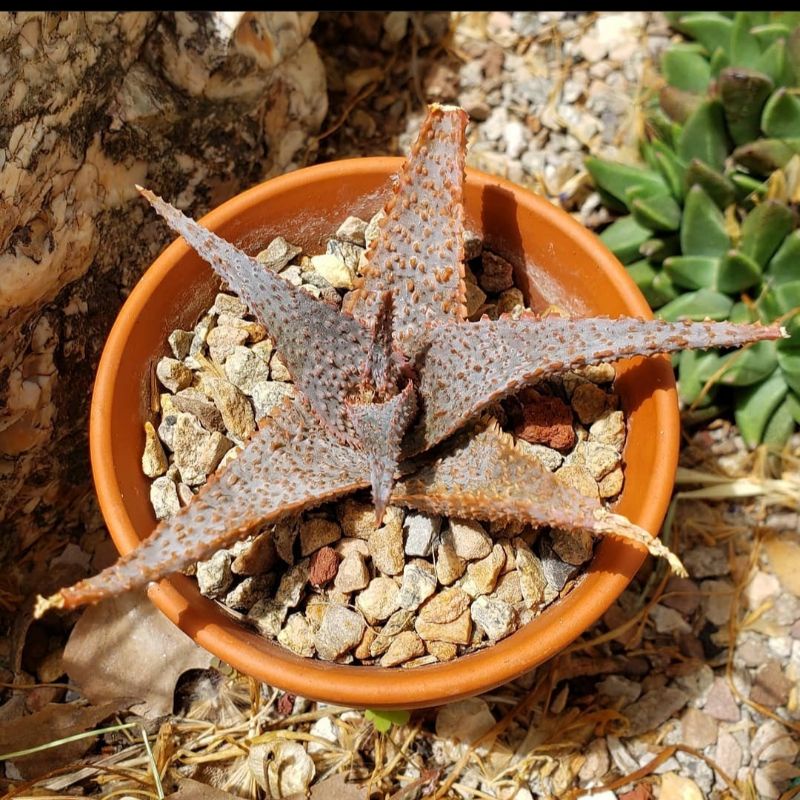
[0,12,326,562]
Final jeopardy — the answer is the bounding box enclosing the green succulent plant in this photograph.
[587,11,800,447]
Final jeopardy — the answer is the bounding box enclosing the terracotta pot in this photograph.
[90,158,679,709]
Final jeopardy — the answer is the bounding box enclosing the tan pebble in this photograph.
[335,537,370,559]
[590,409,626,450]
[598,466,624,498]
[142,421,168,477]
[369,610,414,657]
[450,518,492,560]
[551,529,595,565]
[465,281,487,317]
[435,531,467,585]
[205,376,256,443]
[495,571,523,604]
[555,464,600,500]
[426,640,458,662]
[206,325,248,363]
[278,613,315,657]
[497,287,525,314]
[402,655,439,669]
[465,544,506,595]
[369,517,404,576]
[300,517,341,556]
[514,538,547,609]
[305,596,327,631]
[571,382,608,425]
[354,626,378,661]
[314,604,365,661]
[232,532,276,575]
[216,314,267,342]
[419,587,470,624]
[356,577,400,625]
[269,352,292,381]
[415,609,473,645]
[380,631,426,667]
[334,552,370,593]
[575,363,616,384]
[156,357,192,392]
[338,498,379,539]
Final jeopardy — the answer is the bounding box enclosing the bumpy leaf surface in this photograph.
[408,315,785,453]
[350,104,468,354]
[394,419,686,574]
[39,399,370,612]
[139,189,371,443]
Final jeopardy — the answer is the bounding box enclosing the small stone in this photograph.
[479,251,514,293]
[495,571,523,604]
[251,381,295,419]
[369,610,414,657]
[281,265,303,287]
[188,313,214,361]
[309,547,339,587]
[589,410,626,450]
[403,511,441,557]
[415,609,473,645]
[299,518,341,556]
[364,210,386,248]
[466,544,506,595]
[278,613,315,657]
[224,574,271,611]
[204,376,256,443]
[658,773,703,800]
[598,467,624,498]
[150,475,180,520]
[156,357,192,392]
[369,518,404,576]
[745,570,781,609]
[571,441,621,481]
[578,34,608,62]
[273,519,297,565]
[497,287,525,315]
[398,561,437,611]
[307,716,338,754]
[172,413,232,485]
[356,577,400,624]
[703,678,740,722]
[338,498,379,539]
[515,394,575,451]
[334,552,370,594]
[310,253,354,289]
[142,421,168,477]
[224,346,270,395]
[216,314,267,342]
[269,352,291,381]
[623,687,688,736]
[172,389,225,432]
[714,731,742,781]
[248,599,288,638]
[334,538,370,559]
[680,708,718,749]
[380,631,425,667]
[435,531,467,585]
[598,675,642,705]
[177,483,195,505]
[650,604,692,635]
[470,596,516,641]
[354,627,378,661]
[578,738,610,784]
[168,329,193,359]
[450,519,492,560]
[255,236,301,272]
[750,660,793,708]
[571,382,608,425]
[326,238,363,274]
[683,546,728,578]
[314,605,366,661]
[231,532,276,575]
[465,281,487,317]
[427,640,458,661]
[463,230,483,261]
[516,440,563,471]
[551,529,594,565]
[213,293,248,317]
[206,325,248,363]
[576,363,616,384]
[336,215,367,246]
[514,538,547,608]
[275,560,309,607]
[555,464,600,500]
[435,697,495,745]
[419,587,471,624]
[701,578,734,626]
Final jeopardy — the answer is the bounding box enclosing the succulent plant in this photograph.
[36,104,784,618]
[586,11,800,447]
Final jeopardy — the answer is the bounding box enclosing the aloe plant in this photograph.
[587,11,800,446]
[35,105,784,617]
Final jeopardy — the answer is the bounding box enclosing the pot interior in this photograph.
[92,159,678,708]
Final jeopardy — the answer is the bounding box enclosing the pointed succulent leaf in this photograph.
[663,256,721,291]
[599,215,653,264]
[585,158,667,209]
[767,230,800,284]
[740,200,794,267]
[787,391,800,424]
[759,281,800,337]
[709,47,731,78]
[677,349,723,406]
[762,397,795,448]
[651,271,681,307]
[717,250,763,292]
[627,260,678,309]
[733,138,800,174]
[639,235,681,264]
[351,104,468,355]
[36,398,371,613]
[678,13,734,54]
[718,67,774,145]
[681,185,730,258]
[730,171,768,200]
[752,22,791,48]
[346,381,417,524]
[631,192,682,232]
[658,289,734,321]
[777,346,800,395]
[138,189,371,443]
[761,88,800,139]
[716,340,779,386]
[788,27,800,83]
[395,419,686,574]
[651,141,687,200]
[408,315,785,454]
[684,159,736,209]
[661,45,712,93]
[364,291,407,396]
[755,38,789,84]
[647,108,684,151]
[730,12,764,69]
[734,369,789,446]
[678,101,732,172]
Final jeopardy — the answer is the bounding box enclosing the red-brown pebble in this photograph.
[309,546,339,587]
[515,395,575,451]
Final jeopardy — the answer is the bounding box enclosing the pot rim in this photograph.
[90,157,679,708]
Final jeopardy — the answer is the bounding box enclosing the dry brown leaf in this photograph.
[167,777,244,799]
[762,534,800,597]
[63,588,213,718]
[310,773,369,800]
[0,699,125,780]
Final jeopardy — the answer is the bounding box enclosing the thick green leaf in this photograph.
[778,346,800,394]
[639,140,661,173]
[718,67,774,146]
[759,280,800,321]
[650,270,681,307]
[631,192,682,232]
[678,101,731,171]
[664,256,720,290]
[659,86,703,125]
[761,88,800,139]
[767,230,800,284]
[626,259,677,308]
[717,250,763,292]
[658,288,734,321]
[734,370,788,446]
[365,709,411,733]
[585,157,668,207]
[679,13,734,53]
[600,215,653,264]
[761,398,796,448]
[709,46,731,78]
[730,12,764,69]
[684,159,736,208]
[647,107,684,150]
[752,23,791,49]
[786,390,800,423]
[730,300,758,323]
[716,340,778,386]
[680,185,730,258]
[640,235,681,263]
[740,200,794,267]
[678,349,723,405]
[662,45,713,92]
[788,27,800,83]
[733,138,800,174]
[730,171,768,200]
[626,258,657,290]
[651,141,687,200]
[755,38,789,84]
